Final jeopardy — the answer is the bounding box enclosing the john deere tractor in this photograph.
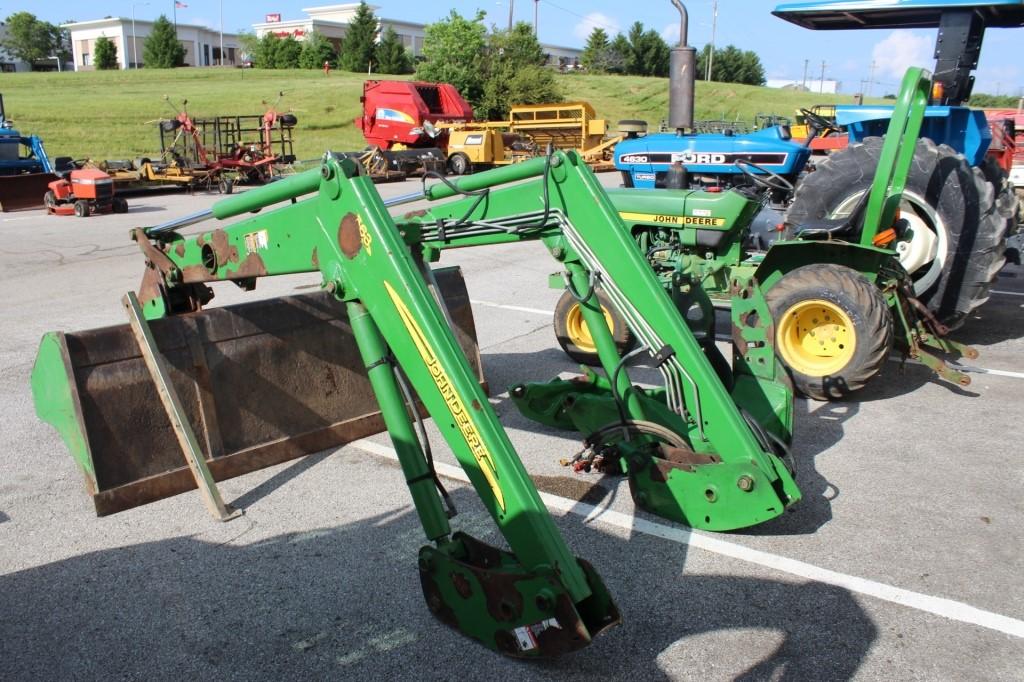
[556,0,1016,400]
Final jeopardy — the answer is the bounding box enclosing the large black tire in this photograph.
[766,264,893,401]
[786,136,1008,328]
[553,288,635,366]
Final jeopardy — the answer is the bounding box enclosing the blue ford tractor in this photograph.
[612,0,1020,330]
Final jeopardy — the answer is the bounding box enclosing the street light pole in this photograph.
[131,2,149,69]
[219,0,224,65]
[507,0,514,30]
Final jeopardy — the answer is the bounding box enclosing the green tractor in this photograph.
[555,68,977,400]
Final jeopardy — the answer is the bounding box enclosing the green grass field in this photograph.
[2,68,882,160]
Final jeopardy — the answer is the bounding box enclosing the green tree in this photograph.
[697,44,765,85]
[246,33,278,68]
[339,1,378,72]
[607,34,631,74]
[298,31,335,69]
[624,22,669,77]
[1,12,59,65]
[375,27,412,74]
[273,35,302,68]
[142,15,185,68]
[478,22,560,119]
[93,35,118,70]
[415,10,488,108]
[238,31,260,65]
[581,27,611,73]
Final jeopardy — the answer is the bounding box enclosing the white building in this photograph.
[62,18,241,70]
[251,4,581,67]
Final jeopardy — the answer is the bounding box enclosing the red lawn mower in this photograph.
[44,167,127,217]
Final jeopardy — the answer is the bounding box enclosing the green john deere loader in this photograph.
[32,148,803,657]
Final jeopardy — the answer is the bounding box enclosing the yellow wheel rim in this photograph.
[565,303,614,354]
[776,299,856,376]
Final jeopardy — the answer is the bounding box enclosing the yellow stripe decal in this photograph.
[619,211,727,227]
[383,281,506,512]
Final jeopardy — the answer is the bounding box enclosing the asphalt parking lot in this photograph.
[1,177,1022,680]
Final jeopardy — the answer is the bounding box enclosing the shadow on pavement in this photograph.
[0,486,878,680]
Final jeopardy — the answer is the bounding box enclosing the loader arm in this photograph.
[140,153,800,531]
[42,157,622,658]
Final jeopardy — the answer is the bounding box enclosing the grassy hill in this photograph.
[1,68,882,161]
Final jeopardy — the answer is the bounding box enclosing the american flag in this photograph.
[174,1,187,7]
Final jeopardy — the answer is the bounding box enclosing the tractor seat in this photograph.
[790,190,869,240]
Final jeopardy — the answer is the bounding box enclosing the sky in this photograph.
[25,0,1022,96]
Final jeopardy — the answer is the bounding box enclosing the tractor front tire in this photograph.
[786,136,1010,328]
[112,197,128,213]
[43,190,57,209]
[73,200,90,218]
[766,264,892,401]
[553,289,635,366]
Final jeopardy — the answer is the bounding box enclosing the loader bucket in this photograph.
[31,267,483,515]
[0,172,57,211]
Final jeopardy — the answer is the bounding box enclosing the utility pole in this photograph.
[802,58,809,89]
[705,0,718,81]
[819,60,827,94]
[507,0,514,31]
[534,0,539,34]
[866,60,876,97]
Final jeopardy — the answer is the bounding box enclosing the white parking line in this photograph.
[472,298,1024,380]
[353,439,1024,639]
[992,289,1024,297]
[470,299,552,316]
[954,364,1024,379]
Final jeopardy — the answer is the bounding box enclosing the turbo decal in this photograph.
[383,281,505,511]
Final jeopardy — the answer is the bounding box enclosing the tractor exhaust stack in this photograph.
[669,0,696,133]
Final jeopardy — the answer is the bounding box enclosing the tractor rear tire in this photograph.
[448,153,471,176]
[112,197,128,213]
[766,263,893,401]
[73,200,90,218]
[554,288,635,366]
[786,136,1009,329]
